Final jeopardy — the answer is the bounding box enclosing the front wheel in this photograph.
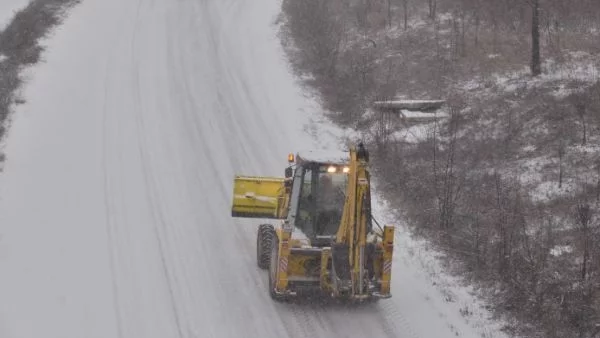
[256,224,275,269]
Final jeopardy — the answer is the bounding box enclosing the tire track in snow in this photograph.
[161,3,304,337]
[160,11,230,338]
[102,42,125,338]
[200,0,268,173]
[378,298,423,338]
[129,1,184,337]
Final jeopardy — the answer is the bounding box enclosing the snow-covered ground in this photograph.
[0,0,30,29]
[0,0,509,337]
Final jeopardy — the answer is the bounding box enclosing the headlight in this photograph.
[342,166,350,173]
[327,166,337,173]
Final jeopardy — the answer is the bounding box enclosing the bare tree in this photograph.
[575,203,592,281]
[449,8,467,59]
[435,106,465,235]
[428,0,437,19]
[573,100,587,146]
[558,138,565,188]
[403,0,408,30]
[530,0,541,76]
[596,160,600,202]
[472,0,481,46]
[385,0,391,28]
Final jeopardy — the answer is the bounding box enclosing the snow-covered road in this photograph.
[0,1,508,337]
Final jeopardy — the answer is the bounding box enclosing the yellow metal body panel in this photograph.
[320,248,331,291]
[379,225,395,296]
[275,229,292,292]
[231,176,288,219]
[288,254,310,276]
[335,145,371,295]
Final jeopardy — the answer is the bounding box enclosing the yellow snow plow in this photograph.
[231,176,289,219]
[231,144,395,302]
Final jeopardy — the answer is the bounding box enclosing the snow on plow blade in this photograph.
[231,175,287,219]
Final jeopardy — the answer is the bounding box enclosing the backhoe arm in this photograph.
[336,143,371,295]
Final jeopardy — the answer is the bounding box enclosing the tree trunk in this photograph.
[492,17,498,53]
[428,0,436,19]
[474,9,480,47]
[387,0,392,28]
[576,102,587,145]
[403,0,408,30]
[596,161,600,202]
[461,14,466,57]
[576,204,592,281]
[452,16,459,59]
[558,140,564,188]
[531,0,541,76]
[583,116,587,146]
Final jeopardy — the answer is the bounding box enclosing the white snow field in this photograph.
[0,0,509,338]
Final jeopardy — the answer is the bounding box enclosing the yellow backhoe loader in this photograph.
[231,143,394,302]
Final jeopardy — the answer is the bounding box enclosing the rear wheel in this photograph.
[256,224,275,269]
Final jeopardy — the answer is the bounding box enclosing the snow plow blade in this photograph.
[231,175,288,219]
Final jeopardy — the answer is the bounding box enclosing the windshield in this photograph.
[316,172,346,211]
[297,165,348,237]
[315,171,347,235]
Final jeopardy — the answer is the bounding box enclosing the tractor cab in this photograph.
[285,150,370,246]
[290,161,347,239]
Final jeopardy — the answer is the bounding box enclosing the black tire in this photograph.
[256,224,275,269]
